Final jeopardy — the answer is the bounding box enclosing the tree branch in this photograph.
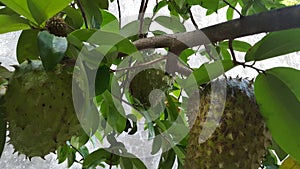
[134,5,300,50]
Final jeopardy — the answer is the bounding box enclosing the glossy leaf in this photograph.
[0,0,34,22]
[57,145,69,164]
[17,29,39,63]
[201,0,219,11]
[120,157,133,169]
[191,60,235,85]
[95,65,110,95]
[27,0,73,25]
[63,6,83,29]
[100,10,119,33]
[272,140,288,161]
[255,67,300,162]
[0,15,30,34]
[80,0,102,29]
[153,1,168,13]
[83,148,111,168]
[102,91,127,133]
[246,28,300,62]
[67,149,76,167]
[37,31,68,70]
[154,16,186,33]
[220,40,252,52]
[120,18,151,38]
[158,149,176,169]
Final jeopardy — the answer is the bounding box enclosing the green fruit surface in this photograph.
[5,60,82,158]
[185,78,270,169]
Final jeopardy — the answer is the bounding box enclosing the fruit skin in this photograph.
[45,17,69,37]
[129,68,170,108]
[184,78,271,169]
[4,60,82,158]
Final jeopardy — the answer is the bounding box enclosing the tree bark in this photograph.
[134,5,300,50]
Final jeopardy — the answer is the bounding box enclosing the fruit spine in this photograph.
[4,60,82,158]
[184,78,271,169]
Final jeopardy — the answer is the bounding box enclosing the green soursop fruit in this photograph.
[129,68,170,108]
[184,78,271,169]
[4,60,82,158]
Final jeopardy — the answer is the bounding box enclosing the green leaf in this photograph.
[154,16,186,33]
[70,133,89,149]
[101,9,119,33]
[158,149,176,169]
[246,28,300,62]
[80,0,103,29]
[120,18,151,38]
[94,0,109,9]
[175,0,185,9]
[67,149,76,167]
[187,0,200,5]
[226,5,234,20]
[179,48,195,63]
[102,91,127,133]
[120,157,133,169]
[83,148,111,168]
[27,0,73,25]
[131,157,147,169]
[57,145,69,164]
[272,140,288,161]
[127,114,137,135]
[191,60,235,85]
[0,15,30,34]
[0,0,34,22]
[166,95,179,121]
[37,31,68,70]
[17,29,39,63]
[255,67,300,162]
[220,40,252,52]
[151,134,162,155]
[63,6,83,29]
[95,65,110,95]
[153,1,168,13]
[200,0,219,11]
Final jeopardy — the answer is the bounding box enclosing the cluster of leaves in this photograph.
[0,0,299,168]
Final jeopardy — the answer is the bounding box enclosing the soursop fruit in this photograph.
[4,60,83,158]
[129,68,170,108]
[45,17,69,37]
[184,78,271,169]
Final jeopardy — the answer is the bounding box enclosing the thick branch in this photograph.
[134,5,300,50]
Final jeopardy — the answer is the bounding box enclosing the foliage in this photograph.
[0,0,299,168]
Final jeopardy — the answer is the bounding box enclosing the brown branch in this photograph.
[116,0,121,28]
[76,0,88,29]
[133,5,300,51]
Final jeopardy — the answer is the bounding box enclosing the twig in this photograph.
[114,56,167,72]
[76,0,88,28]
[228,39,238,64]
[116,0,121,28]
[120,57,133,98]
[223,0,242,17]
[138,0,149,38]
[188,9,199,29]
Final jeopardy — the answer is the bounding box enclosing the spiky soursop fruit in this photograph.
[184,78,271,169]
[45,17,69,37]
[4,60,82,158]
[129,68,170,108]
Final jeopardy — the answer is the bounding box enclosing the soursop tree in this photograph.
[0,0,300,168]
